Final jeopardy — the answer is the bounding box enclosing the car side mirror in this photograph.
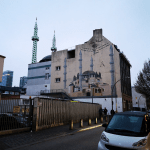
[102,123,108,128]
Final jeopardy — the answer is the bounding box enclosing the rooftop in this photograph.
[39,55,51,63]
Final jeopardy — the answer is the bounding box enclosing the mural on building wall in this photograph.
[68,70,111,97]
[61,30,116,98]
[66,50,111,97]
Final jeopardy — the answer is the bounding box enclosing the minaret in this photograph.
[51,31,57,52]
[79,50,82,91]
[31,18,39,63]
[90,56,93,71]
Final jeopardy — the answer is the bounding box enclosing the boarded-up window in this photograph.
[67,50,75,59]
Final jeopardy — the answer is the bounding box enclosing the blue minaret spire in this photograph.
[64,58,67,89]
[109,45,115,95]
[90,56,93,71]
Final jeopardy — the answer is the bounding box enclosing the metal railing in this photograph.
[0,99,33,131]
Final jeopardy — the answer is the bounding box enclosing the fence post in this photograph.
[106,115,107,122]
[95,117,97,124]
[32,97,39,131]
[69,120,73,130]
[100,115,103,123]
[29,97,33,130]
[88,118,91,125]
[80,119,83,127]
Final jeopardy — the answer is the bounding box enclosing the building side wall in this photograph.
[0,57,5,82]
[27,84,50,96]
[113,46,122,97]
[132,87,146,108]
[26,61,51,95]
[51,50,68,89]
[50,31,122,98]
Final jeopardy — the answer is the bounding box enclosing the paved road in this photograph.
[14,126,105,150]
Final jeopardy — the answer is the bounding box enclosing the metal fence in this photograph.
[33,98,101,131]
[0,99,33,131]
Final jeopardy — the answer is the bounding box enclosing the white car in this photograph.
[98,111,150,150]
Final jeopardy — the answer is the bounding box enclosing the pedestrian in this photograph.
[99,108,103,120]
[104,107,107,121]
[110,109,115,116]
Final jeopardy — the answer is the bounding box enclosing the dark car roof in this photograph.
[115,111,148,117]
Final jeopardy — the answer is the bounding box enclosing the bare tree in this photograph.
[134,59,150,108]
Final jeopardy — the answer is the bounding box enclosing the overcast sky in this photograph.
[0,0,150,87]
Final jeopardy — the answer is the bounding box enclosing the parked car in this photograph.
[0,114,25,130]
[98,111,150,150]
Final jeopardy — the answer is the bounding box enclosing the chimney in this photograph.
[93,29,102,42]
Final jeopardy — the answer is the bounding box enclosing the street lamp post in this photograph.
[138,95,143,108]
[111,79,121,113]
[111,77,130,114]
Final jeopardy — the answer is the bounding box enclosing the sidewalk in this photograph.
[0,120,104,150]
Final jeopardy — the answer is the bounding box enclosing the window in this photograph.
[56,66,61,71]
[45,73,49,80]
[46,67,49,70]
[129,102,130,109]
[10,92,14,95]
[45,85,47,87]
[82,89,86,93]
[5,91,9,94]
[124,100,126,108]
[55,78,60,83]
[95,89,101,93]
[15,92,19,95]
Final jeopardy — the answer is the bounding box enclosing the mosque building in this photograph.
[26,19,132,113]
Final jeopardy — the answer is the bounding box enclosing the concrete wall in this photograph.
[132,87,146,108]
[26,61,51,96]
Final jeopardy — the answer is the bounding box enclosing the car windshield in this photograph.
[105,114,146,136]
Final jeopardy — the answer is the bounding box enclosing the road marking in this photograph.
[77,124,102,132]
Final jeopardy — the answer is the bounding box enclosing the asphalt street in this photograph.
[14,125,105,150]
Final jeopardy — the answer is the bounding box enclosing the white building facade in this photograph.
[132,86,146,109]
[26,56,51,96]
